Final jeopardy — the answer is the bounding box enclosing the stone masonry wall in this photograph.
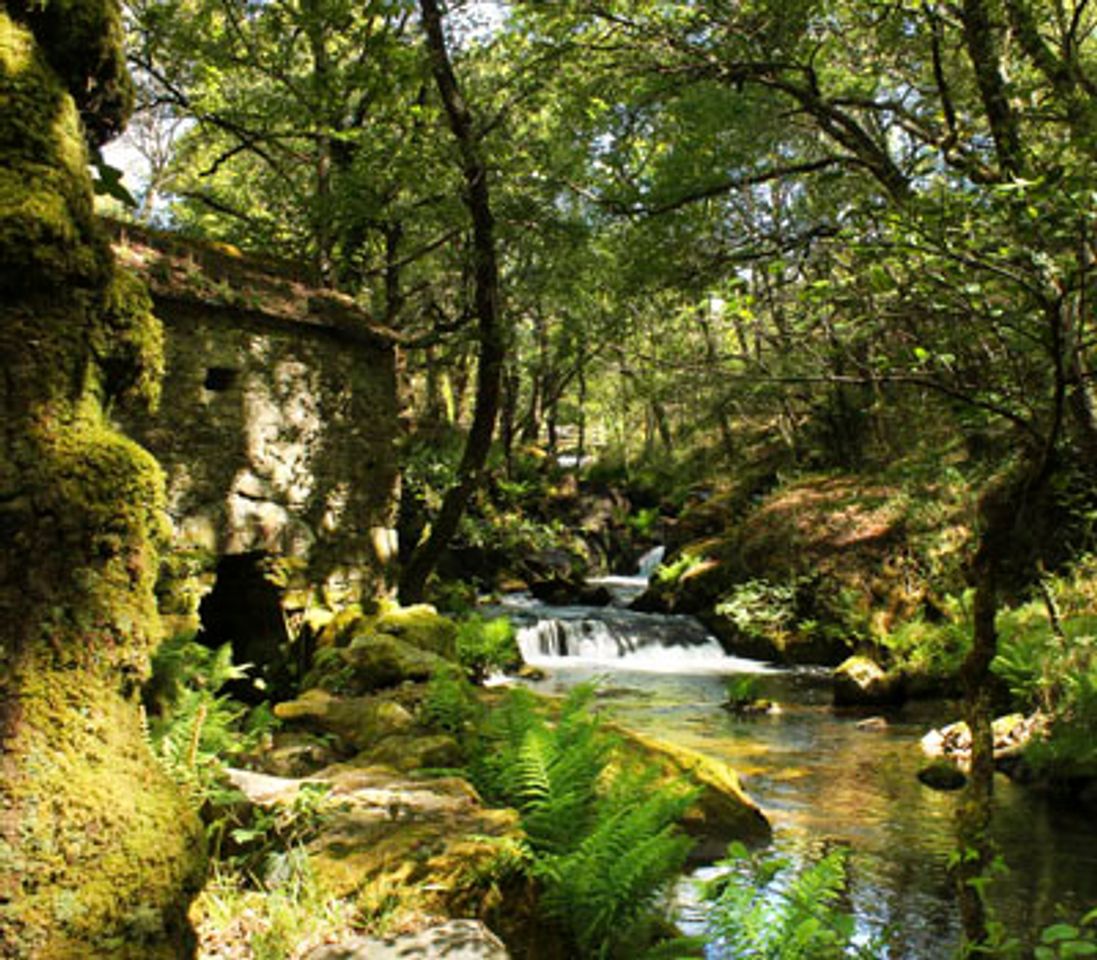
[112,225,402,603]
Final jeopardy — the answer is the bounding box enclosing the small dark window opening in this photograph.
[204,367,238,391]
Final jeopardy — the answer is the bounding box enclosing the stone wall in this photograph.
[111,223,402,603]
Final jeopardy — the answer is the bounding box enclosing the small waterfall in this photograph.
[636,544,666,578]
[505,541,773,673]
[514,606,771,672]
[586,544,667,607]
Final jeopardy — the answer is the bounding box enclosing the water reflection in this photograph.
[526,661,1097,957]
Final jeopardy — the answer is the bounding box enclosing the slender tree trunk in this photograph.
[955,555,998,949]
[304,0,335,284]
[400,0,506,602]
[697,305,738,462]
[576,342,587,474]
[502,362,519,478]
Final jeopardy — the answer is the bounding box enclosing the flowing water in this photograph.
[499,552,1097,958]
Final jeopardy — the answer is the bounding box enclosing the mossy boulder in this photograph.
[274,688,416,751]
[306,635,448,694]
[356,733,464,772]
[226,764,537,952]
[316,602,457,659]
[373,602,458,659]
[833,655,906,707]
[612,726,771,861]
[248,729,346,778]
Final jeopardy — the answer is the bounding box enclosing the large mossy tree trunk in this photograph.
[0,5,206,958]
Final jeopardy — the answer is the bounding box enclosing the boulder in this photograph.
[920,712,1050,777]
[248,729,346,778]
[699,610,853,666]
[832,656,905,707]
[305,635,447,694]
[373,602,458,659]
[357,733,465,772]
[224,764,538,949]
[611,726,771,862]
[274,688,415,750]
[917,759,967,791]
[316,602,457,658]
[304,920,510,959]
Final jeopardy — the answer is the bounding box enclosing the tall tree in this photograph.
[399,0,506,601]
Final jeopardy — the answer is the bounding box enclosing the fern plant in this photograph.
[420,664,483,740]
[144,632,276,796]
[472,684,696,958]
[703,842,886,960]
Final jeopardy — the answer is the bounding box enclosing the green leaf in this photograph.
[1045,925,1082,944]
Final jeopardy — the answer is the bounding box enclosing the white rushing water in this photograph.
[507,545,774,674]
[585,544,667,607]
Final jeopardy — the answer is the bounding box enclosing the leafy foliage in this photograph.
[654,551,706,587]
[420,664,484,739]
[144,632,276,796]
[715,579,801,642]
[879,592,973,680]
[724,675,762,710]
[472,685,696,958]
[1032,910,1097,960]
[703,842,885,959]
[455,614,521,683]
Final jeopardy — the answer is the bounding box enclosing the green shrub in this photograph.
[724,675,762,710]
[654,551,705,586]
[628,506,661,538]
[456,614,521,683]
[1031,909,1097,960]
[144,632,277,796]
[880,601,971,679]
[715,579,800,641]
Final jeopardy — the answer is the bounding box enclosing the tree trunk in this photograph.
[400,0,506,602]
[0,6,205,956]
[954,557,998,949]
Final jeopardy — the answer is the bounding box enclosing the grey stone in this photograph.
[304,920,510,959]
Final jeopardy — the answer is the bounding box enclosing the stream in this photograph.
[498,551,1097,958]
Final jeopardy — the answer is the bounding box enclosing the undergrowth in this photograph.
[471,684,697,959]
[703,842,886,959]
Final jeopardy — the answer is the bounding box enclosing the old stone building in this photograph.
[109,222,403,674]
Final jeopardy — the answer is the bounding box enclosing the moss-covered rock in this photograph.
[611,726,771,861]
[373,601,458,659]
[226,763,536,950]
[357,732,464,772]
[833,655,906,707]
[315,602,457,660]
[307,635,448,694]
[274,688,416,751]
